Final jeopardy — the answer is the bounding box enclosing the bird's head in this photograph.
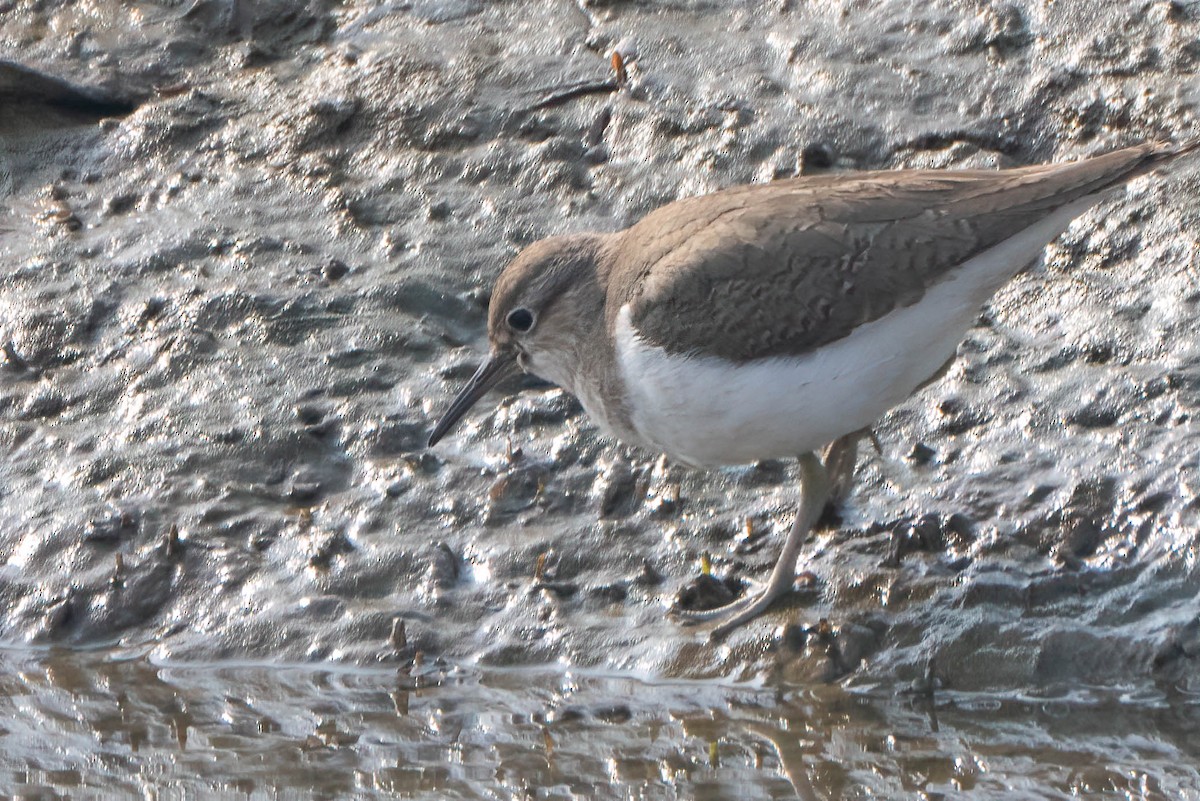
[427,233,605,446]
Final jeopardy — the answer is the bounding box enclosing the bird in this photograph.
[427,141,1196,640]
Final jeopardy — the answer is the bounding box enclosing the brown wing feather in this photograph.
[606,142,1189,362]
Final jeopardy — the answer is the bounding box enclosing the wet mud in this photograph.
[3,647,1199,800]
[2,0,1200,795]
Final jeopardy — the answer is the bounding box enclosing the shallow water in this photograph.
[2,0,1200,795]
[4,647,1198,800]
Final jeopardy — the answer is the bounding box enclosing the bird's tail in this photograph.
[1061,139,1200,200]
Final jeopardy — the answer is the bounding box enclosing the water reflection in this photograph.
[2,648,1198,799]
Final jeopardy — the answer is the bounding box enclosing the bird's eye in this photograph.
[506,308,535,333]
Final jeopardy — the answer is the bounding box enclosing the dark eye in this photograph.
[506,308,535,333]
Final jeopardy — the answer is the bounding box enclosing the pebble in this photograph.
[674,573,741,612]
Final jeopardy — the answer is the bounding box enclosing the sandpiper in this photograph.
[428,141,1195,639]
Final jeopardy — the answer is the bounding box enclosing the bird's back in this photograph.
[605,142,1193,364]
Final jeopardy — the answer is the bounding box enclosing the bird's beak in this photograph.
[427,349,520,447]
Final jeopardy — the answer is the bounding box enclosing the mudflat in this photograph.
[1,2,1198,797]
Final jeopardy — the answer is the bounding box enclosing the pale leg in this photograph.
[672,450,831,640]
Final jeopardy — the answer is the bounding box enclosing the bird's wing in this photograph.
[610,143,1184,363]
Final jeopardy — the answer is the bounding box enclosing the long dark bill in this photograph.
[427,350,520,447]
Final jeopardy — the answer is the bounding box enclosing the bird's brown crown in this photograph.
[486,233,608,351]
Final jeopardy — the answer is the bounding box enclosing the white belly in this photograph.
[613,197,1098,466]
[614,300,971,466]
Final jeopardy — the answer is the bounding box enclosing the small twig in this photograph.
[524,48,632,114]
[524,79,620,113]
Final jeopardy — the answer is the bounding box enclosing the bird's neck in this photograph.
[556,238,642,439]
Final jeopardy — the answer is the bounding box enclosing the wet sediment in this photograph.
[0,0,1197,697]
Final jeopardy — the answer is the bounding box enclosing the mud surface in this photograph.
[2,647,1198,800]
[2,0,1200,796]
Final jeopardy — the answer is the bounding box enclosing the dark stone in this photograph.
[801,142,835,169]
[598,462,639,518]
[322,258,349,281]
[883,513,966,566]
[106,193,138,214]
[946,513,975,546]
[675,573,742,612]
[427,542,460,589]
[907,442,937,465]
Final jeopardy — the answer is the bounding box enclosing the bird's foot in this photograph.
[670,571,818,641]
[670,450,834,641]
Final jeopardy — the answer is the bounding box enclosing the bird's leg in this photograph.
[822,431,861,508]
[672,451,830,639]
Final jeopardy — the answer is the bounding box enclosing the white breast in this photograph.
[613,196,1101,467]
